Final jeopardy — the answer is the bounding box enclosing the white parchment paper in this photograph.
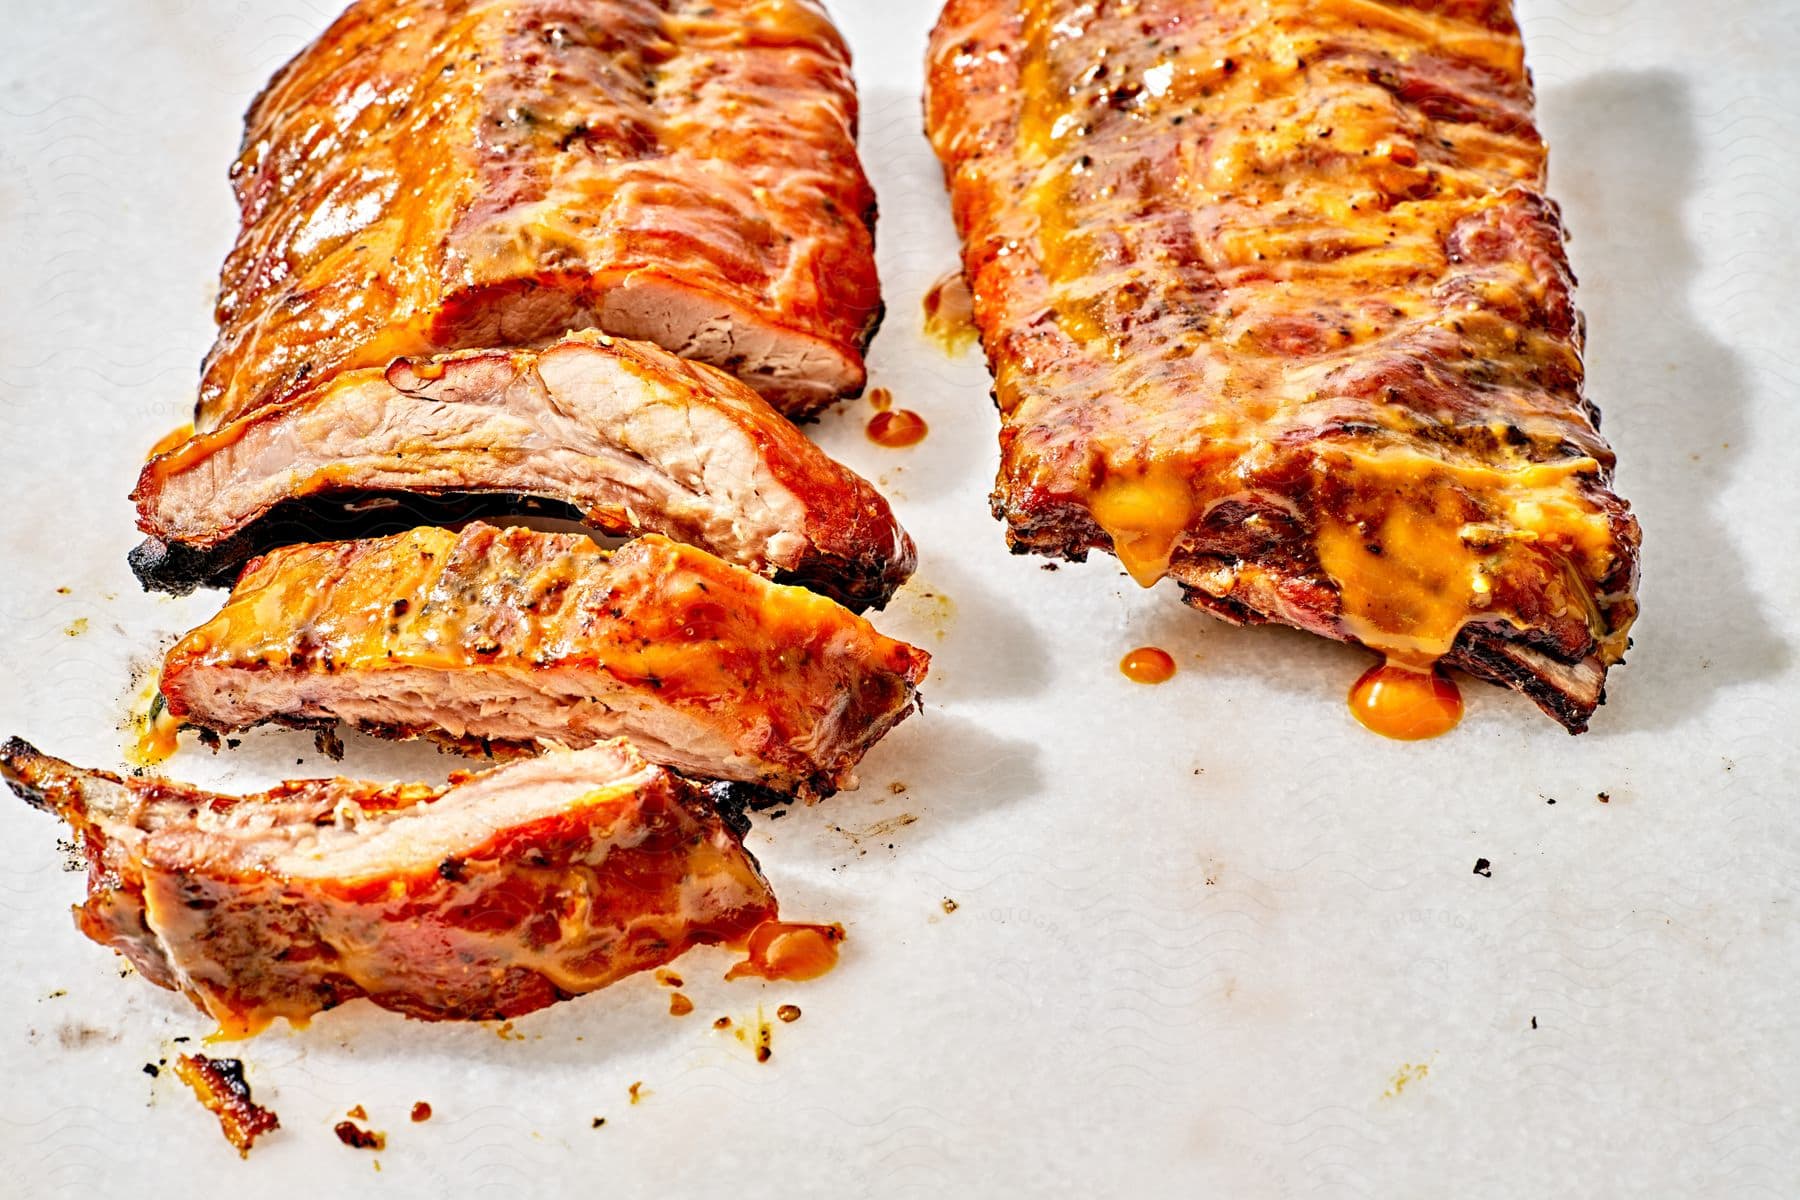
[2,1,1796,1195]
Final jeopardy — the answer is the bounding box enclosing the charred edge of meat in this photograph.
[698,779,795,837]
[173,1053,281,1157]
[130,491,894,612]
[0,735,59,811]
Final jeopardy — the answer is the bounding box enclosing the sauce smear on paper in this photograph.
[1120,646,1177,684]
[867,409,928,448]
[1348,661,1464,740]
[725,921,845,982]
[923,270,977,353]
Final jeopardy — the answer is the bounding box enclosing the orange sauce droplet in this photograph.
[923,269,977,353]
[130,690,181,767]
[1120,646,1177,684]
[410,1101,432,1122]
[725,921,845,983]
[147,423,194,461]
[1348,661,1464,741]
[668,992,694,1017]
[867,385,893,412]
[867,409,928,448]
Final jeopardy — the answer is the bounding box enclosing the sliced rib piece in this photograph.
[199,0,879,425]
[1,738,776,1032]
[160,524,930,800]
[132,330,915,611]
[926,0,1639,730]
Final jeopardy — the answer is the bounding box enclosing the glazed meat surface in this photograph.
[1,738,776,1032]
[926,0,1640,730]
[133,331,915,611]
[161,524,930,799]
[201,0,880,425]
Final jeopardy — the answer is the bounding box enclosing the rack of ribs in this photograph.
[158,524,930,800]
[132,331,916,611]
[926,0,1640,730]
[1,738,776,1032]
[197,0,879,429]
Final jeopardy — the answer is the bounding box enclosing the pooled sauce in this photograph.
[867,408,928,449]
[1120,646,1177,685]
[1348,660,1464,741]
[147,423,194,461]
[725,920,845,983]
[868,386,893,412]
[923,269,977,353]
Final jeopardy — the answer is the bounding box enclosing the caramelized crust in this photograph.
[202,0,880,425]
[134,330,916,610]
[161,525,930,799]
[926,0,1639,729]
[2,738,776,1031]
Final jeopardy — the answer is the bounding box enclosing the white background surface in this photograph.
[2,1,1797,1195]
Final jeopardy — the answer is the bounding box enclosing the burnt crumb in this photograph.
[313,727,345,761]
[1040,562,1059,571]
[941,897,959,914]
[1473,858,1493,877]
[1597,792,1611,804]
[174,1054,280,1157]
[767,808,786,820]
[225,738,241,750]
[143,1063,160,1077]
[44,989,66,1000]
[1545,797,1556,805]
[591,1116,607,1129]
[56,837,84,872]
[437,856,467,882]
[390,598,410,617]
[333,1121,385,1151]
[173,1036,191,1043]
[197,728,222,751]
[1530,1016,1538,1030]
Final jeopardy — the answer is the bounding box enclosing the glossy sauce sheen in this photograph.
[1348,661,1465,741]
[199,0,879,424]
[1120,646,1177,685]
[926,0,1640,730]
[159,524,930,800]
[725,920,845,983]
[867,409,930,448]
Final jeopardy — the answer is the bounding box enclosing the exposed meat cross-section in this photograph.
[1,738,778,1033]
[133,331,916,611]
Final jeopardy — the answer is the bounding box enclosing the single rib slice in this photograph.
[925,0,1640,730]
[132,330,915,611]
[1,738,776,1032]
[161,524,930,800]
[201,0,880,424]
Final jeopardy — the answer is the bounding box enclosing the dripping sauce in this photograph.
[1348,661,1464,741]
